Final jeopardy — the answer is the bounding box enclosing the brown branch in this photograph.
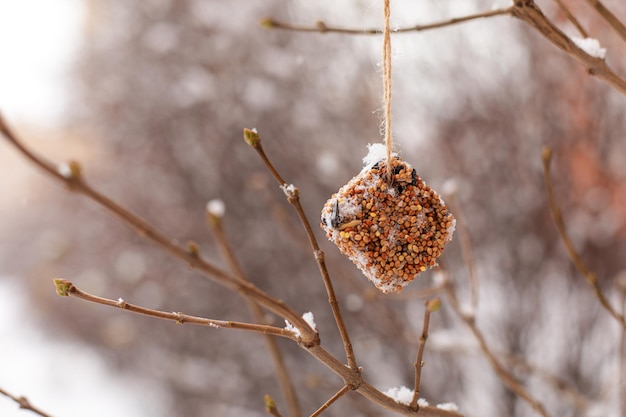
[310,385,350,417]
[244,128,359,372]
[0,113,318,344]
[442,272,552,417]
[0,388,54,417]
[1,113,466,417]
[584,0,626,43]
[355,380,463,417]
[541,147,626,330]
[53,278,298,339]
[53,281,462,416]
[445,187,478,311]
[512,0,626,96]
[207,207,302,417]
[502,353,590,412]
[553,0,588,37]
[410,298,440,410]
[261,7,513,36]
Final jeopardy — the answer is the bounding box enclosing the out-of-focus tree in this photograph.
[2,1,626,416]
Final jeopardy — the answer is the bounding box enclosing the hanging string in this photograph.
[382,0,393,182]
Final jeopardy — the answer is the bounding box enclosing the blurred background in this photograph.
[1,1,625,416]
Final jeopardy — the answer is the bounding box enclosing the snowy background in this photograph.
[1,1,625,417]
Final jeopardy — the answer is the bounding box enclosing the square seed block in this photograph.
[321,158,455,293]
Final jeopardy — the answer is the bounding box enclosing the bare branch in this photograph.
[502,353,590,412]
[553,0,589,37]
[244,128,359,372]
[512,0,626,96]
[410,298,440,410]
[260,7,513,35]
[0,113,317,343]
[207,207,302,417]
[0,388,54,417]
[442,273,552,417]
[310,385,350,417]
[542,147,626,330]
[584,0,626,43]
[53,278,298,339]
[445,187,478,311]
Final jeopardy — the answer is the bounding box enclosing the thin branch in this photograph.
[386,284,444,301]
[207,208,302,417]
[1,114,466,417]
[244,128,359,373]
[541,147,626,330]
[0,388,54,417]
[354,379,464,417]
[553,0,588,37]
[442,272,552,417]
[445,189,478,311]
[53,278,298,339]
[584,0,626,43]
[512,0,626,96]
[0,113,317,344]
[502,353,590,412]
[410,298,440,410]
[310,385,350,417]
[260,7,513,35]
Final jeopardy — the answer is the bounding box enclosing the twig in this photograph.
[442,272,552,417]
[386,284,444,301]
[583,0,626,43]
[553,0,588,37]
[1,114,466,417]
[410,298,440,410]
[0,388,54,417]
[512,0,626,96]
[53,278,299,339]
[502,353,590,412]
[445,189,478,311]
[244,128,359,372]
[260,7,513,35]
[207,207,302,417]
[0,114,317,344]
[310,385,350,417]
[541,147,626,330]
[264,394,283,417]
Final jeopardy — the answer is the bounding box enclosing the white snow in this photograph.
[437,402,459,411]
[384,386,420,406]
[206,199,225,217]
[280,183,297,197]
[572,37,606,59]
[417,398,430,408]
[302,312,316,331]
[362,143,397,171]
[284,312,316,337]
[57,162,72,178]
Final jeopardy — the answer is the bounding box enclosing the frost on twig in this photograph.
[571,37,607,59]
[284,312,317,337]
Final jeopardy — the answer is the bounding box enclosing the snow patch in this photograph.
[206,199,225,217]
[572,37,606,59]
[362,143,397,171]
[284,312,316,337]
